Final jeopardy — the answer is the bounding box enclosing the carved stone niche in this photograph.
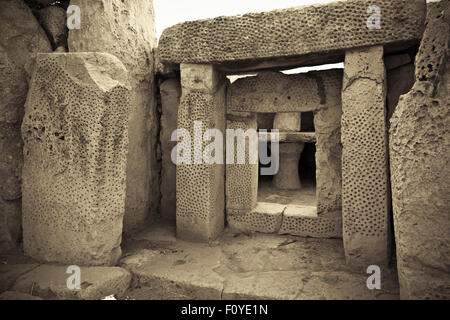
[226,70,343,239]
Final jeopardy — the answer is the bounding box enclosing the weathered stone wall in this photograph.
[341,46,391,267]
[160,78,181,221]
[22,53,130,266]
[159,0,426,65]
[0,0,52,253]
[390,1,450,299]
[226,112,258,214]
[176,64,226,242]
[68,0,158,234]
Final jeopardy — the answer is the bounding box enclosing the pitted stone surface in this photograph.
[279,206,342,238]
[21,53,130,266]
[342,46,390,267]
[229,69,342,113]
[0,0,52,253]
[390,1,450,300]
[176,64,226,242]
[159,0,426,64]
[68,0,158,234]
[228,203,285,234]
[226,113,258,213]
[314,89,342,215]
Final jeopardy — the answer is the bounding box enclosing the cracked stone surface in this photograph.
[119,220,399,300]
[11,265,131,300]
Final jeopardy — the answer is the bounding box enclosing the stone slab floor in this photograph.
[119,221,399,300]
[0,220,400,300]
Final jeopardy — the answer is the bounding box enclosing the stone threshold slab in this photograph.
[227,202,342,238]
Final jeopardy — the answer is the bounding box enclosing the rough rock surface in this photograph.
[0,291,43,300]
[120,223,399,300]
[38,5,68,50]
[390,1,450,300]
[0,263,39,292]
[160,78,181,221]
[341,45,391,267]
[0,0,52,253]
[68,0,159,234]
[12,265,131,300]
[176,64,226,242]
[159,0,426,64]
[226,112,258,214]
[21,53,130,266]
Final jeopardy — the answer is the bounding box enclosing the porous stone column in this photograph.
[226,112,258,214]
[176,64,226,242]
[68,0,158,234]
[273,113,303,190]
[21,53,130,266]
[390,2,450,299]
[341,46,391,267]
[314,75,343,215]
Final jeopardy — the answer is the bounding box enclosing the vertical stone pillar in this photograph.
[390,2,450,299]
[341,46,391,267]
[273,113,303,190]
[160,78,181,221]
[68,0,158,234]
[176,64,226,242]
[21,53,130,266]
[226,112,258,214]
[314,75,342,215]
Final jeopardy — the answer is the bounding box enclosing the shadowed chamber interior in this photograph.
[258,111,317,207]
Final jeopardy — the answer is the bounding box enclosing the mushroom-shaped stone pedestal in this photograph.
[273,142,305,189]
[272,113,304,190]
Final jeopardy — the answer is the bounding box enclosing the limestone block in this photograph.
[0,0,52,253]
[21,53,130,266]
[176,64,226,242]
[160,78,181,221]
[390,1,450,300]
[230,71,323,113]
[314,76,342,215]
[0,291,43,300]
[12,265,131,300]
[68,0,158,234]
[228,203,285,234]
[159,0,426,64]
[38,5,67,50]
[273,113,301,132]
[279,205,342,238]
[341,46,390,267]
[226,113,258,213]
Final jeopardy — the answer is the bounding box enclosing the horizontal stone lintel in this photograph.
[159,0,426,65]
[259,132,316,143]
